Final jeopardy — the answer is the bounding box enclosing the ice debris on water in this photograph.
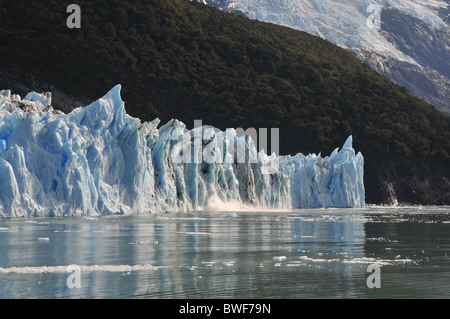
[223,213,239,218]
[273,256,287,261]
[0,85,364,217]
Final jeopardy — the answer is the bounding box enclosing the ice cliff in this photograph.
[0,85,364,217]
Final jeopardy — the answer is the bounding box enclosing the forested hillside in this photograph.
[1,0,449,204]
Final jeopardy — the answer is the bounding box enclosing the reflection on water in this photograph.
[0,206,450,298]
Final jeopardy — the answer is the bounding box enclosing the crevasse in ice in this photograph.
[0,85,364,217]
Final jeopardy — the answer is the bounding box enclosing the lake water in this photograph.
[1,206,450,299]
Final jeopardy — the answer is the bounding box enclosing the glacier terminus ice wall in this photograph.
[0,85,364,217]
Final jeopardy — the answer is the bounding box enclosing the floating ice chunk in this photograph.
[223,261,236,266]
[223,213,239,218]
[273,256,287,261]
[0,264,163,274]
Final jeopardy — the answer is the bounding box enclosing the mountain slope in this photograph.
[376,7,450,115]
[199,0,450,114]
[0,0,449,204]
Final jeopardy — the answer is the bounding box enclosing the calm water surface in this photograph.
[0,206,450,299]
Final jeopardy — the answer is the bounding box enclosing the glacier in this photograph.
[0,86,364,217]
